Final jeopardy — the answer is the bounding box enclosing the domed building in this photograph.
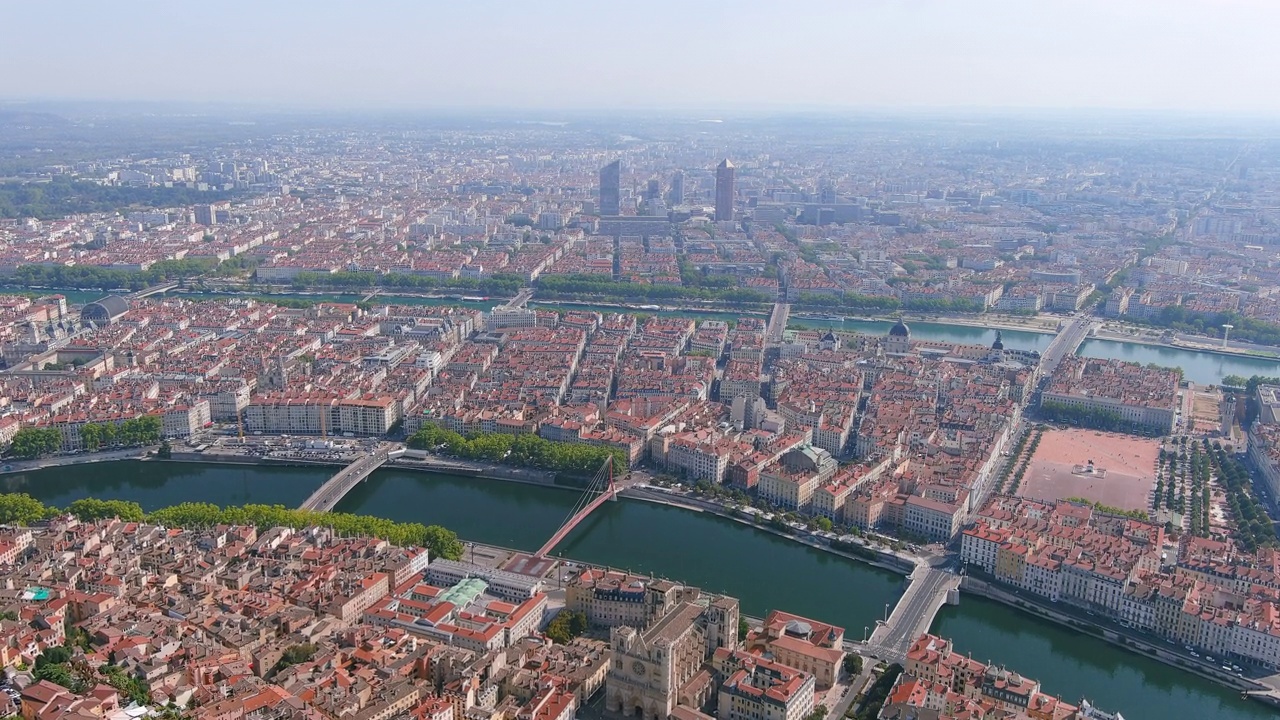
[81,295,130,326]
[819,329,839,352]
[885,318,911,354]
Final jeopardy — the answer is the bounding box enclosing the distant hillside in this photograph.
[0,177,240,220]
[0,111,72,128]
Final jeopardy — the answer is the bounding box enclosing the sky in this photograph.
[3,0,1279,116]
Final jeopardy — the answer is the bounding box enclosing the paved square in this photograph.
[1018,428,1159,511]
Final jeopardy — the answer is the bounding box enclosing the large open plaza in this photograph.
[1018,428,1160,511]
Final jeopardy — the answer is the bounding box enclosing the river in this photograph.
[17,284,1278,384]
[1079,337,1280,387]
[7,460,1272,720]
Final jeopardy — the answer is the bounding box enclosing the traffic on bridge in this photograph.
[300,443,393,512]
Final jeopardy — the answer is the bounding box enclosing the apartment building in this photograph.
[715,651,815,720]
[163,400,211,438]
[1041,357,1178,435]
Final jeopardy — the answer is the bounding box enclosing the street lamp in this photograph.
[884,603,890,622]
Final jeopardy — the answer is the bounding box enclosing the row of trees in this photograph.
[81,416,163,451]
[1221,374,1280,392]
[12,258,218,291]
[289,271,526,296]
[535,273,773,305]
[407,423,627,478]
[66,498,147,522]
[1063,497,1149,520]
[1207,441,1278,552]
[663,474,922,550]
[9,427,64,459]
[792,292,902,312]
[1038,400,1161,437]
[1155,437,1208,534]
[0,492,465,561]
[995,428,1042,496]
[901,297,985,313]
[1187,442,1211,537]
[8,416,163,459]
[1129,305,1280,348]
[0,492,50,524]
[148,502,464,559]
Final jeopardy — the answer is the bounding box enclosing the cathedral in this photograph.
[605,597,740,720]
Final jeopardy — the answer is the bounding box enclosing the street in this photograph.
[1038,313,1096,377]
[867,562,958,663]
[300,443,392,512]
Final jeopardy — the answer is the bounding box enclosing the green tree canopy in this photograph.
[0,493,53,524]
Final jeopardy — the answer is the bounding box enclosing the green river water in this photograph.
[3,461,1272,719]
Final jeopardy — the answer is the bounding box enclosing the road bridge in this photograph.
[299,443,394,512]
[534,457,630,557]
[1038,315,1097,377]
[503,287,535,309]
[766,302,791,345]
[865,562,961,663]
[128,282,181,299]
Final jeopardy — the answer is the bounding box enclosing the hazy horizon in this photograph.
[5,1,1280,117]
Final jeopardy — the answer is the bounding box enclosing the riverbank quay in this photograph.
[621,485,918,576]
[1093,325,1280,362]
[531,297,771,317]
[898,312,1059,335]
[959,574,1280,708]
[0,447,151,475]
[164,449,560,486]
[787,311,1059,337]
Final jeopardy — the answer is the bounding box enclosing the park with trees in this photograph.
[407,423,627,479]
[543,611,588,644]
[0,491,465,560]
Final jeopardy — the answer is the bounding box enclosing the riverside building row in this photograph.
[960,495,1280,670]
[0,295,485,450]
[881,633,1123,720]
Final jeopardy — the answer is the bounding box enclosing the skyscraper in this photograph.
[668,171,685,205]
[715,159,735,222]
[599,160,621,216]
[194,205,218,226]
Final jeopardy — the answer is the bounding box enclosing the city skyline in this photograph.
[4,1,1280,116]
